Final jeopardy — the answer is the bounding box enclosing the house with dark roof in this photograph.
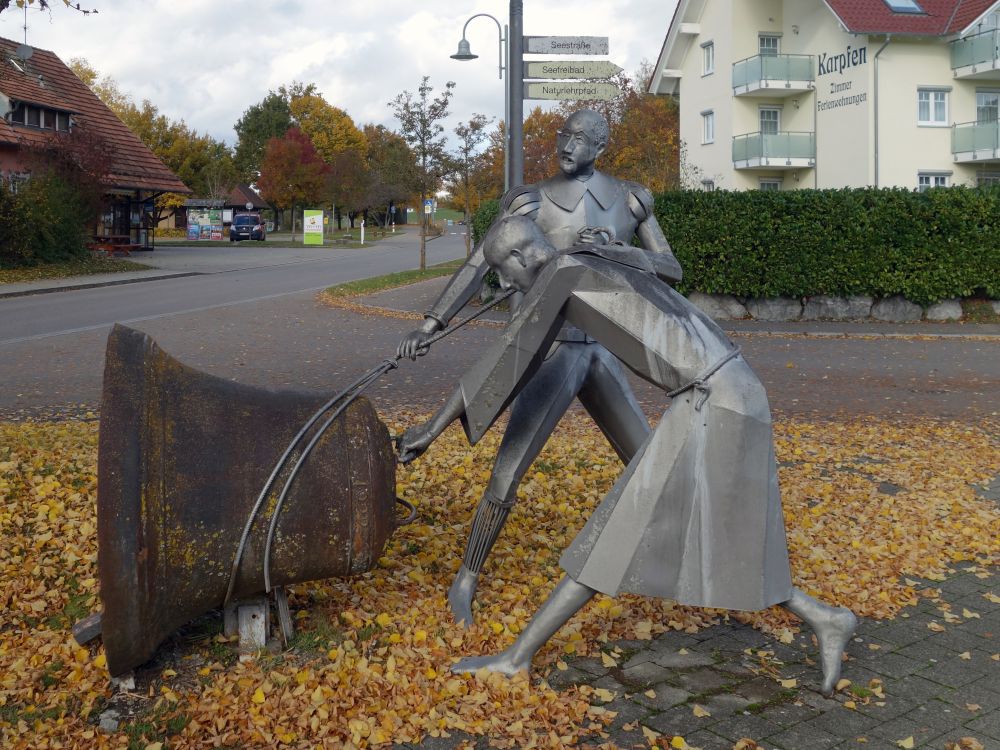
[0,36,190,247]
[176,184,271,237]
[649,0,1000,191]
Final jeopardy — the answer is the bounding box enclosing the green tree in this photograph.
[363,124,418,227]
[388,77,455,269]
[447,113,492,255]
[233,92,293,183]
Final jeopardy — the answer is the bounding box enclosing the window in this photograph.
[8,101,25,125]
[759,35,780,57]
[702,110,715,143]
[56,112,70,132]
[977,90,999,123]
[917,88,948,125]
[976,171,1000,187]
[702,42,715,75]
[759,179,781,191]
[883,0,923,13]
[759,107,780,135]
[701,179,716,192]
[26,105,40,127]
[917,172,950,191]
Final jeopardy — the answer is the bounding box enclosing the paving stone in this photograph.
[960,610,1000,639]
[954,591,999,615]
[884,674,952,703]
[941,677,1000,712]
[642,705,713,737]
[869,712,957,745]
[572,656,611,676]
[622,651,654,669]
[700,692,754,717]
[939,574,993,597]
[934,731,995,750]
[916,655,988,689]
[714,658,756,679]
[732,676,786,704]
[965,709,1000,741]
[649,632,703,651]
[865,651,924,680]
[674,729,733,750]
[706,711,784,742]
[591,674,627,695]
[632,685,691,711]
[592,726,644,749]
[766,721,842,749]
[403,731,481,749]
[903,700,969,732]
[758,700,823,728]
[933,627,995,654]
[894,638,967,665]
[845,634,896,662]
[649,648,716,670]
[803,707,882,738]
[621,660,675,688]
[543,665,592,689]
[727,625,773,648]
[676,668,733,695]
[854,695,922,722]
[600,697,653,730]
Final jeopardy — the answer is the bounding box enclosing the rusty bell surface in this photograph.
[96,325,398,676]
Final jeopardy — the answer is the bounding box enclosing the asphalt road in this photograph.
[0,231,467,345]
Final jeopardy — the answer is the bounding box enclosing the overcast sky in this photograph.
[0,0,677,146]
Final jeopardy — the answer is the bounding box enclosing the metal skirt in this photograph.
[560,359,794,612]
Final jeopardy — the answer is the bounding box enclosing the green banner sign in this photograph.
[303,209,324,245]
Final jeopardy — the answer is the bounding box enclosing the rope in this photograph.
[665,346,742,412]
[223,289,515,605]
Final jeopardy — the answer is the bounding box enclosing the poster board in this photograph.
[303,209,324,245]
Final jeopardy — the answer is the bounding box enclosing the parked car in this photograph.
[229,213,266,242]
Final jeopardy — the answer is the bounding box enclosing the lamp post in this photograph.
[451,1,524,191]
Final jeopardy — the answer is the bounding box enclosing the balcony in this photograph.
[951,29,1000,80]
[952,119,1000,163]
[732,54,814,96]
[733,131,815,170]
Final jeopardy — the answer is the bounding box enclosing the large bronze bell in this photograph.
[92,325,399,676]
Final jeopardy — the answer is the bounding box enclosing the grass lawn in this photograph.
[155,226,408,249]
[0,257,151,284]
[323,259,465,299]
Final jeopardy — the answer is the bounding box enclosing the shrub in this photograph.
[0,172,94,268]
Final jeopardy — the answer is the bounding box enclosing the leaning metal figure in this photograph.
[398,216,859,695]
[397,109,681,627]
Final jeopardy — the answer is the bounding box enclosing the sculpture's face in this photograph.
[491,246,539,293]
[557,116,604,176]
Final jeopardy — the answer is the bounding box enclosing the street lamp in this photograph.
[451,2,524,191]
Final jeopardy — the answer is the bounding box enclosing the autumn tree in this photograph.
[0,0,97,14]
[257,127,330,236]
[447,113,492,255]
[363,124,417,227]
[389,76,455,269]
[232,92,293,184]
[478,107,562,198]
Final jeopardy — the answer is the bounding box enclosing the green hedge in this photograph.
[471,187,999,305]
[656,187,999,305]
[0,173,93,269]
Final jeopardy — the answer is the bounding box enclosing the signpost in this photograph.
[524,81,620,101]
[524,36,608,55]
[524,60,622,80]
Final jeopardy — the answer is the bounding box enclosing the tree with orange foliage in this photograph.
[257,127,330,235]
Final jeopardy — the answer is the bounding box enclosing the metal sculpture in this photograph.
[398,108,682,627]
[398,217,858,695]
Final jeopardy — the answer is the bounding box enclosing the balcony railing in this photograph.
[950,28,999,72]
[951,119,1000,161]
[732,131,816,168]
[732,54,814,95]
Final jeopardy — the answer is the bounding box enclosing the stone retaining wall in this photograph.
[687,293,999,322]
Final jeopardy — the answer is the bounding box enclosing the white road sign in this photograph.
[524,61,623,80]
[523,81,621,101]
[524,36,609,55]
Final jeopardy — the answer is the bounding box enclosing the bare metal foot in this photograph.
[448,566,478,628]
[451,649,529,677]
[816,607,858,696]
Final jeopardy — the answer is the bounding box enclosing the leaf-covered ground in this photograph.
[0,413,997,749]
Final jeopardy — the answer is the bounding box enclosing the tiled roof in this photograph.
[0,36,189,194]
[824,0,997,36]
[228,183,268,209]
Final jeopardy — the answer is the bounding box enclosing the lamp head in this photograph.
[450,39,478,61]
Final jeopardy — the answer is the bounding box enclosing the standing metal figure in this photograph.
[398,217,858,695]
[397,109,682,626]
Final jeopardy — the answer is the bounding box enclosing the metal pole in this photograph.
[503,24,510,194]
[509,0,524,188]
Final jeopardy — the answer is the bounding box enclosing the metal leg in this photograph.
[781,588,858,696]
[451,576,596,676]
[576,346,651,463]
[448,343,590,625]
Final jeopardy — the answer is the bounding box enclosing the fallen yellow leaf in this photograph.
[670,735,688,749]
[692,704,711,718]
[962,608,980,619]
[601,652,617,668]
[897,737,915,749]
[780,678,797,688]
[251,687,265,704]
[836,678,851,691]
[959,651,971,660]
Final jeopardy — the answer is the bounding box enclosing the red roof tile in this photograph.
[824,0,997,35]
[0,36,189,194]
[228,184,268,209]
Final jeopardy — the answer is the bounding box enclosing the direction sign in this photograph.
[524,36,609,55]
[525,60,623,80]
[524,81,621,101]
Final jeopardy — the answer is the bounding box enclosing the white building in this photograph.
[649,0,1000,191]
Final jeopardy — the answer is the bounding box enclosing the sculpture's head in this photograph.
[556,109,609,177]
[484,216,557,292]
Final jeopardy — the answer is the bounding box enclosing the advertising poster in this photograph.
[187,224,200,241]
[304,209,324,245]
